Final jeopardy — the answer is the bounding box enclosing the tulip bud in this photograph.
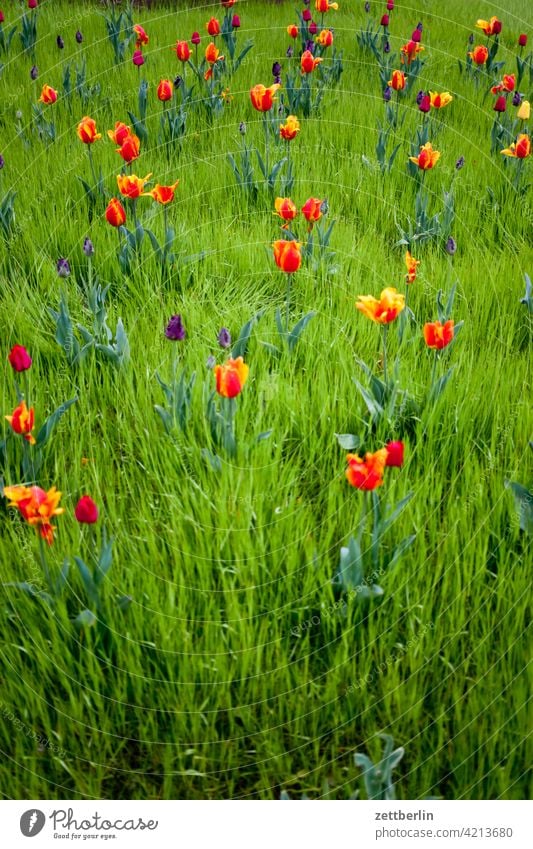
[206,354,216,369]
[512,91,522,107]
[468,33,474,44]
[75,496,99,524]
[309,21,317,35]
[384,40,390,53]
[303,9,312,21]
[56,258,70,278]
[30,65,38,80]
[75,30,83,44]
[239,121,246,135]
[380,14,389,27]
[173,75,182,89]
[492,20,502,35]
[132,49,144,67]
[28,0,38,8]
[8,345,32,372]
[231,15,240,28]
[518,34,527,47]
[419,94,431,113]
[385,441,404,467]
[56,35,64,49]
[445,236,457,255]
[493,95,506,112]
[272,61,282,78]
[416,22,423,31]
[83,237,94,257]
[0,11,4,24]
[455,156,465,170]
[191,31,201,45]
[0,154,4,169]
[411,29,421,43]
[364,1,370,11]
[286,45,294,58]
[165,314,185,341]
[416,89,424,104]
[383,85,392,102]
[386,1,394,10]
[217,328,231,348]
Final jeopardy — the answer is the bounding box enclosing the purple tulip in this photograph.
[57,35,64,49]
[165,315,185,341]
[56,258,71,278]
[75,31,83,44]
[217,328,231,349]
[445,237,457,255]
[83,237,94,257]
[30,65,38,80]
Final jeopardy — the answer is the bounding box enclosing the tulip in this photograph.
[117,172,152,199]
[455,156,465,170]
[513,92,522,107]
[191,31,201,45]
[405,250,420,283]
[409,141,440,170]
[418,94,431,113]
[388,70,405,91]
[356,287,405,324]
[38,85,57,105]
[429,91,453,108]
[287,24,298,38]
[301,197,323,224]
[133,24,149,46]
[5,401,36,444]
[380,14,389,27]
[424,320,454,350]
[28,0,38,7]
[517,100,531,121]
[218,328,232,349]
[316,28,333,46]
[315,0,338,12]
[383,85,392,102]
[75,495,99,524]
[309,21,318,36]
[132,49,144,67]
[386,0,394,9]
[56,258,70,278]
[492,74,516,93]
[205,42,223,65]
[0,10,4,22]
[143,181,180,204]
[475,17,502,37]
[250,83,281,111]
[83,237,94,257]
[77,116,101,144]
[206,17,221,37]
[76,31,83,44]
[165,314,185,341]
[175,40,190,62]
[222,0,236,7]
[116,132,140,164]
[30,65,38,80]
[400,39,424,65]
[275,197,298,225]
[105,198,126,227]
[518,34,527,48]
[301,49,322,73]
[493,95,507,113]
[273,240,302,273]
[232,15,240,28]
[445,237,457,256]
[157,79,173,102]
[280,115,300,140]
[469,44,489,65]
[107,121,131,146]
[8,345,32,372]
[56,35,64,49]
[346,449,388,491]
[501,134,531,158]
[411,29,421,43]
[214,357,249,398]
[302,9,312,21]
[4,484,64,545]
[385,441,404,467]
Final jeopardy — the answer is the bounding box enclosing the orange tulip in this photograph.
[316,0,338,12]
[116,132,140,164]
[287,24,299,39]
[491,74,515,94]
[175,40,190,62]
[4,484,64,545]
[301,50,322,73]
[205,42,223,65]
[157,79,173,102]
[301,197,323,225]
[356,287,405,324]
[274,197,298,227]
[206,17,221,37]
[429,91,453,108]
[143,181,180,204]
[77,116,101,144]
[501,134,531,158]
[409,141,440,170]
[107,121,131,146]
[400,40,424,66]
[405,250,420,284]
[116,173,151,199]
[38,84,57,104]
[273,240,302,273]
[423,320,454,350]
[5,401,36,444]
[280,115,300,140]
[469,45,489,65]
[214,357,249,398]
[250,83,280,111]
[316,29,333,47]
[475,17,501,37]
[388,70,406,91]
[133,24,149,46]
[346,449,388,491]
[105,198,126,227]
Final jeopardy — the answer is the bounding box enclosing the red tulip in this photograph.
[75,495,99,524]
[385,441,404,467]
[8,345,32,372]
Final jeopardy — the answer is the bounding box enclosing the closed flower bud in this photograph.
[385,441,404,467]
[0,154,4,169]
[445,236,457,255]
[232,15,240,28]
[419,94,431,113]
[75,495,99,524]
[303,9,312,21]
[411,29,421,43]
[286,45,294,58]
[0,11,4,23]
[132,49,144,67]
[455,155,465,170]
[56,258,70,278]
[383,85,392,102]
[75,31,83,44]
[8,345,32,372]
[217,327,232,348]
[56,35,64,49]
[309,21,317,35]
[518,34,527,47]
[365,2,370,11]
[493,95,507,112]
[512,91,522,107]
[30,65,38,80]
[380,14,389,27]
[239,121,246,134]
[105,197,126,227]
[174,74,182,88]
[386,0,394,9]
[384,40,390,53]
[191,31,201,45]
[165,314,185,341]
[157,79,173,101]
[83,237,94,257]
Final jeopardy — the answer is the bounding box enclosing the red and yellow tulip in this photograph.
[356,287,405,324]
[388,70,405,91]
[475,17,501,37]
[117,173,152,199]
[4,484,64,545]
[274,197,298,226]
[346,449,388,491]
[469,45,489,65]
[107,122,131,146]
[409,141,440,170]
[301,50,322,73]
[429,91,453,108]
[301,197,323,225]
[280,115,300,140]
[250,83,281,111]
[316,29,333,47]
[175,41,190,62]
[77,116,101,144]
[38,84,57,104]
[405,250,420,284]
[214,357,249,398]
[501,134,531,159]
[143,181,180,204]
[157,79,173,102]
[5,401,36,444]
[400,40,424,65]
[316,0,338,12]
[116,132,140,164]
[105,197,126,227]
[423,320,454,350]
[133,24,149,46]
[273,240,302,273]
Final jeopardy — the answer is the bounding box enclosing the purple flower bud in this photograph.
[30,65,38,80]
[512,91,522,106]
[416,22,423,32]
[75,31,83,44]
[305,39,315,53]
[274,75,281,85]
[174,75,182,88]
[165,314,185,341]
[83,237,94,257]
[383,85,392,102]
[445,237,457,255]
[416,89,424,105]
[272,61,282,78]
[455,156,465,170]
[217,328,231,349]
[57,35,64,49]
[0,154,4,170]
[384,40,390,53]
[239,121,246,135]
[286,45,294,58]
[303,0,310,5]
[56,258,70,278]
[206,354,216,369]
[365,2,370,12]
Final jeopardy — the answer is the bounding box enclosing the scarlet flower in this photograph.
[250,83,281,111]
[0,11,4,23]
[4,484,64,545]
[77,116,101,144]
[75,495,99,524]
[273,240,302,273]
[116,172,151,199]
[8,345,32,372]
[518,34,527,48]
[501,134,531,158]
[493,95,507,113]
[316,29,333,47]
[5,401,35,444]
[232,14,240,27]
[116,132,140,164]
[380,14,389,27]
[469,44,489,65]
[356,287,405,324]
[429,91,453,108]
[400,40,424,65]
[105,197,126,227]
[143,181,180,204]
[346,449,388,491]
[309,22,318,36]
[206,17,221,37]
[280,115,300,140]
[409,141,440,170]
[133,24,148,46]
[405,250,420,284]
[491,74,516,94]
[302,9,312,21]
[475,17,501,37]
[38,84,57,105]
[315,0,338,12]
[301,197,323,224]
[157,79,173,102]
[388,70,405,91]
[385,441,404,467]
[221,0,236,6]
[175,40,190,62]
[274,197,298,226]
[287,24,298,39]
[214,357,249,398]
[423,320,454,350]
[107,121,131,146]
[299,50,320,74]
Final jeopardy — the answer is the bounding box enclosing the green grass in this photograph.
[0,0,531,800]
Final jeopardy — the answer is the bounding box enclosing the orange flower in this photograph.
[5,401,36,444]
[116,132,140,164]
[105,197,126,227]
[356,287,405,324]
[423,320,454,350]
[301,50,322,73]
[214,357,249,398]
[501,134,531,159]
[301,197,323,225]
[316,29,334,47]
[143,181,180,204]
[405,250,420,284]
[4,484,64,545]
[287,24,299,39]
[400,40,424,65]
[206,17,221,37]
[280,115,300,141]
[475,17,501,37]
[250,83,281,111]
[116,172,151,199]
[107,121,131,146]
[133,24,149,46]
[157,79,173,102]
[77,116,101,144]
[316,0,338,11]
[346,449,388,491]
[429,91,453,108]
[205,42,223,64]
[409,141,440,170]
[38,84,57,104]
[469,44,489,65]
[273,240,302,273]
[274,197,298,227]
[491,74,516,94]
[388,70,405,91]
[175,40,190,62]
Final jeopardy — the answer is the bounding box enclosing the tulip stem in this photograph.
[285,273,292,334]
[382,325,389,384]
[87,145,99,197]
[430,351,439,392]
[38,535,52,596]
[263,114,270,185]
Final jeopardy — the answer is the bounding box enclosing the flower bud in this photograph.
[83,237,94,257]
[445,236,457,255]
[75,495,99,524]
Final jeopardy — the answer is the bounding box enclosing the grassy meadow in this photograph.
[0,0,531,800]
